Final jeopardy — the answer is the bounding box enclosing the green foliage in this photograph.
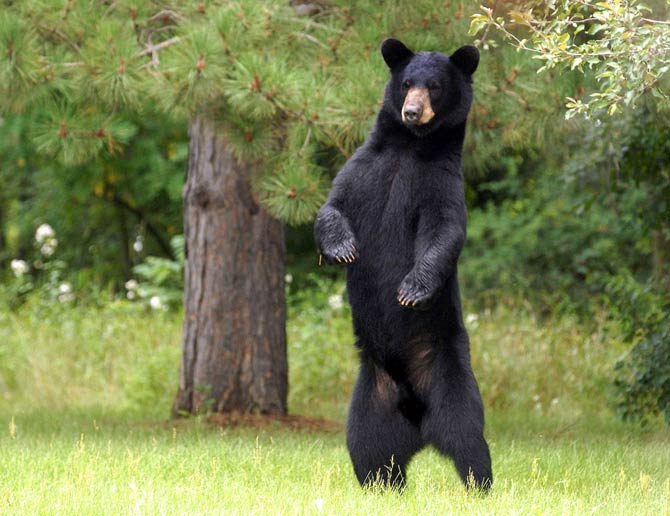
[471,0,670,117]
[223,54,286,120]
[610,273,670,425]
[1,112,187,288]
[462,168,643,312]
[0,12,42,109]
[79,19,146,111]
[0,276,630,424]
[131,235,185,309]
[469,304,626,419]
[222,114,277,163]
[461,105,670,425]
[615,108,670,233]
[1,0,581,228]
[32,104,138,166]
[559,107,670,424]
[468,0,670,425]
[0,300,181,415]
[287,275,357,420]
[154,23,229,116]
[0,222,77,309]
[259,158,328,226]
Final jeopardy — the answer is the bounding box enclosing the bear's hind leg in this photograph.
[347,358,424,490]
[422,342,492,491]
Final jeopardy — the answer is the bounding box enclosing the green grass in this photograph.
[1,283,669,514]
[1,410,668,515]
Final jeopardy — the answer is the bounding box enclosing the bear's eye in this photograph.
[428,81,441,91]
[402,79,411,90]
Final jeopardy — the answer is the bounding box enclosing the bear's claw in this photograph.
[319,238,359,266]
[397,274,435,310]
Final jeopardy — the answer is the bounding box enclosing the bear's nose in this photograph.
[403,105,422,124]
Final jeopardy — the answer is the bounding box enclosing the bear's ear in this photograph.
[450,45,479,75]
[381,38,414,69]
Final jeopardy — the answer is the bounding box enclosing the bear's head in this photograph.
[380,38,479,136]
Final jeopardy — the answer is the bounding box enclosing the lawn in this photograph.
[2,410,668,515]
[1,288,669,515]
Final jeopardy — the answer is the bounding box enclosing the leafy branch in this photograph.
[470,0,670,117]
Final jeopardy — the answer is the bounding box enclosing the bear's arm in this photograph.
[397,186,466,308]
[313,165,359,265]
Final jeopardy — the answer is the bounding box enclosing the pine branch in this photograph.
[53,36,182,69]
[137,36,181,57]
[147,10,186,24]
[36,22,81,53]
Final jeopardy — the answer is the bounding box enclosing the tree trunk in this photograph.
[172,116,287,417]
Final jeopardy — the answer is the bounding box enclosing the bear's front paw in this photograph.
[397,273,436,310]
[319,238,358,265]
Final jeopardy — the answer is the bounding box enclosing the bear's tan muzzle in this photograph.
[402,87,435,125]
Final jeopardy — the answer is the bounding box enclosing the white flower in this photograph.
[127,290,136,300]
[149,295,163,310]
[465,313,479,326]
[57,282,74,302]
[35,235,58,257]
[11,259,29,277]
[35,223,55,243]
[328,294,344,310]
[284,273,293,284]
[314,498,325,513]
[133,236,143,253]
[124,279,138,291]
[40,238,58,257]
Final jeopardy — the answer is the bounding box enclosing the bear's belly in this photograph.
[343,153,454,350]
[349,168,417,285]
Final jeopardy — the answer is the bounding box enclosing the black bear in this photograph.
[314,39,492,491]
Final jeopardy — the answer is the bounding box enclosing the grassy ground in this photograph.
[2,410,668,515]
[1,284,669,515]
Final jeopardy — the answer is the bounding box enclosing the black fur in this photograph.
[314,39,492,491]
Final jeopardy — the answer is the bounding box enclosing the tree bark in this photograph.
[172,116,287,417]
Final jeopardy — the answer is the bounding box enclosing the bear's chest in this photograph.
[353,152,431,230]
[346,151,442,263]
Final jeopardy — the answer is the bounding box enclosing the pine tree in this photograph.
[1,1,337,416]
[1,0,571,416]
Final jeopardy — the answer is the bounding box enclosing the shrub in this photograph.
[609,273,670,425]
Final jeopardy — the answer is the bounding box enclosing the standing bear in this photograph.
[314,39,492,490]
